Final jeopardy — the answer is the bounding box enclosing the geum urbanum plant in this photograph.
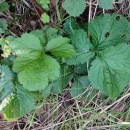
[64,13,130,99]
[0,28,75,120]
[1,13,130,121]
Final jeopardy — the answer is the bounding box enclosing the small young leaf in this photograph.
[13,52,60,91]
[36,0,50,11]
[62,0,86,17]
[41,13,50,23]
[89,44,130,99]
[45,36,76,58]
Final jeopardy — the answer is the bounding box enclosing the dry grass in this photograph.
[0,86,130,130]
[0,0,130,130]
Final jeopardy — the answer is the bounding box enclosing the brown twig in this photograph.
[31,0,44,14]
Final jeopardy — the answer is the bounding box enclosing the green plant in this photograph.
[0,28,75,120]
[1,13,130,121]
[36,0,50,11]
[64,13,130,99]
[41,13,50,23]
[36,0,50,23]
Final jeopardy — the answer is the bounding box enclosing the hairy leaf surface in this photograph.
[89,44,130,99]
[45,36,76,58]
[66,29,95,65]
[10,33,43,55]
[13,52,60,91]
[88,14,130,48]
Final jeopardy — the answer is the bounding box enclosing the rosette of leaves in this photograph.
[10,28,75,91]
[65,14,130,99]
[0,28,76,120]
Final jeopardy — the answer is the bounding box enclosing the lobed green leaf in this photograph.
[89,44,130,99]
[45,36,76,58]
[13,51,60,91]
